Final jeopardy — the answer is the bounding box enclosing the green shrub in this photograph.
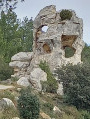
[17,87,40,119]
[60,9,72,20]
[39,61,58,93]
[55,63,90,110]
[0,56,13,81]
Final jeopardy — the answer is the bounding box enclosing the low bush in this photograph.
[60,9,72,21]
[17,87,40,119]
[39,61,58,93]
[55,63,90,110]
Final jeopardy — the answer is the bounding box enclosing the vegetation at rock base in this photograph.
[39,61,58,93]
[55,63,90,110]
[60,9,72,20]
[17,87,40,119]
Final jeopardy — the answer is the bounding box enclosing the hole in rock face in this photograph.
[42,26,48,32]
[64,46,75,58]
[61,35,77,58]
[43,43,51,53]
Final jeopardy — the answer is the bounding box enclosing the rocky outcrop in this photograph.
[9,5,85,93]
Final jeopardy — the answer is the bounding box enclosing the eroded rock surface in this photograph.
[9,5,85,93]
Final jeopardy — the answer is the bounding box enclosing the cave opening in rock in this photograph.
[43,43,51,53]
[42,26,48,32]
[61,35,77,58]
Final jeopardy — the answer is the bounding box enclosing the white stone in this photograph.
[29,68,47,91]
[0,98,15,110]
[53,106,61,113]
[9,61,29,68]
[17,77,30,87]
[57,82,63,95]
[11,52,33,61]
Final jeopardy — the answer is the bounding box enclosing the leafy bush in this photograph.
[60,9,72,21]
[39,61,58,93]
[55,63,90,109]
[0,56,13,81]
[17,87,40,119]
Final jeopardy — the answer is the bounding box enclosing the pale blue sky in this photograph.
[15,0,90,44]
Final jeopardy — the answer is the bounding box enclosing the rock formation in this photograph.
[9,5,85,93]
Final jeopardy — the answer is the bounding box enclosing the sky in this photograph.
[15,0,90,45]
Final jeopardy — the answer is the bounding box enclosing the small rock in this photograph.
[53,106,61,113]
[0,98,15,110]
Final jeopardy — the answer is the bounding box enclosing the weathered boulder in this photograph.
[0,98,15,110]
[11,52,33,61]
[29,68,47,91]
[17,77,30,87]
[9,61,29,69]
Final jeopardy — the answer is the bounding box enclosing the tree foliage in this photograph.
[0,10,33,63]
[55,63,90,110]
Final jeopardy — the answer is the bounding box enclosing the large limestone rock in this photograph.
[9,5,85,93]
[29,68,47,91]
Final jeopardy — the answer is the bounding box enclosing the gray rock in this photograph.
[17,77,30,87]
[29,68,47,91]
[0,98,15,110]
[11,52,33,61]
